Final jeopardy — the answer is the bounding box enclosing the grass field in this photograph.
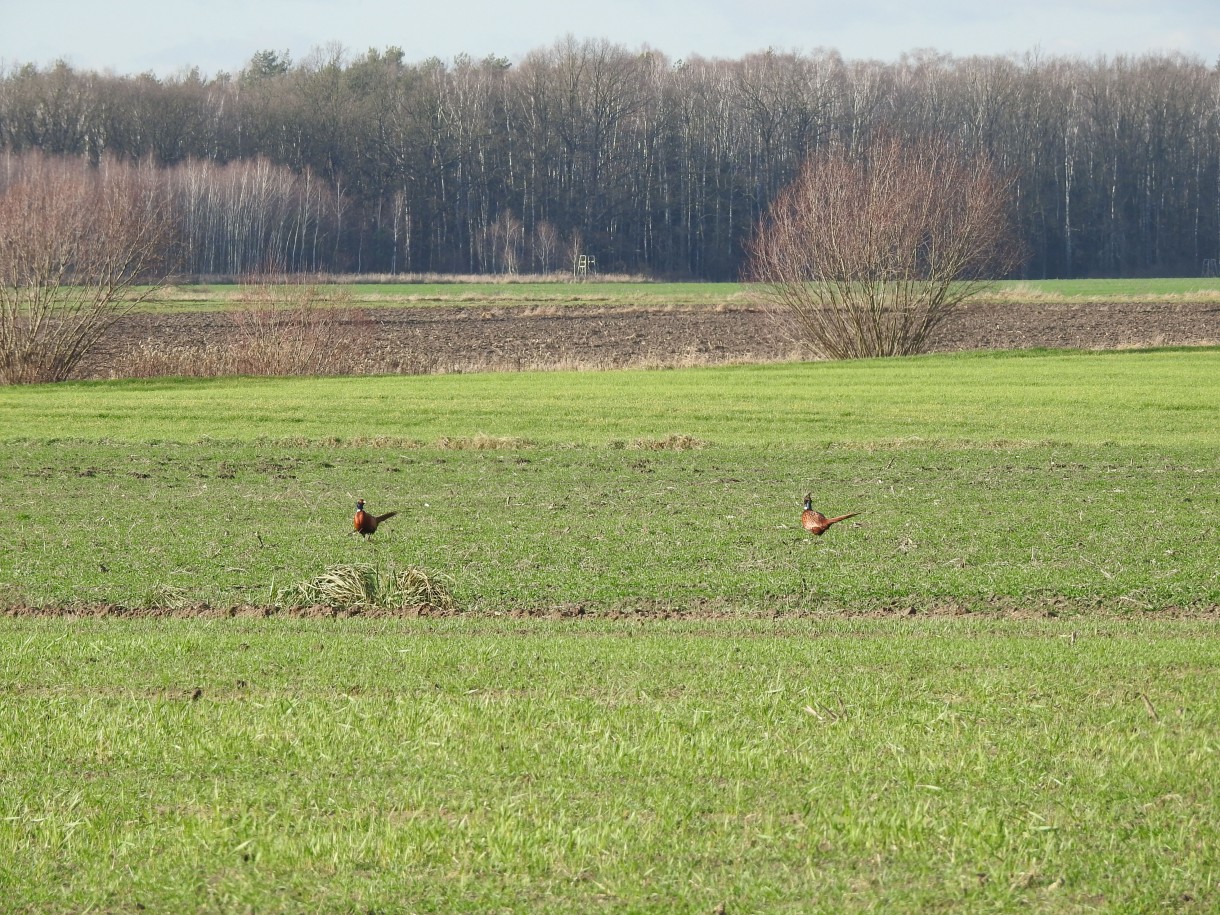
[6,347,1218,447]
[135,276,1220,313]
[2,344,1219,910]
[3,349,1217,610]
[3,616,1218,912]
[141,280,754,312]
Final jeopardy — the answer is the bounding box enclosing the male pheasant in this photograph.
[353,499,397,539]
[801,493,859,536]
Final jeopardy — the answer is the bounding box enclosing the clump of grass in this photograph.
[435,433,534,450]
[629,433,708,451]
[144,583,191,609]
[280,564,458,614]
[255,435,425,449]
[0,581,30,608]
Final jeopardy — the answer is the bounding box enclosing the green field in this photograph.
[3,616,1218,912]
[136,276,1220,313]
[3,349,1217,610]
[2,345,1219,911]
[5,347,1218,447]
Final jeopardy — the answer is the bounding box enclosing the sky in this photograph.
[1,0,1217,76]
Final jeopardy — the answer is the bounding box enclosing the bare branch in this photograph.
[0,151,178,384]
[747,136,1024,359]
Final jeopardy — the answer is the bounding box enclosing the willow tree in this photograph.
[747,136,1022,358]
[0,152,177,383]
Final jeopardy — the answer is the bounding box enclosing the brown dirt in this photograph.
[5,599,1218,620]
[73,298,1220,379]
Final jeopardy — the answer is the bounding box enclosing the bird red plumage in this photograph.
[801,493,859,536]
[353,499,397,538]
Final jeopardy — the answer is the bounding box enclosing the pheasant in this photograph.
[801,493,859,536]
[353,499,397,539]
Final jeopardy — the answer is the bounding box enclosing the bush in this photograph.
[747,136,1023,359]
[0,152,176,383]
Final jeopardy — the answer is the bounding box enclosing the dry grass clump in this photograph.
[434,434,534,450]
[144,583,191,609]
[628,434,708,451]
[342,436,425,449]
[253,435,426,449]
[280,564,458,614]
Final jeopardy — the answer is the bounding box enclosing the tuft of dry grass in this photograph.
[280,564,458,614]
[145,583,191,609]
[434,434,534,450]
[628,433,708,451]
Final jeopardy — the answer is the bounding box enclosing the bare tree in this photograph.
[0,152,177,383]
[566,228,584,278]
[491,209,524,274]
[747,136,1022,359]
[532,219,559,273]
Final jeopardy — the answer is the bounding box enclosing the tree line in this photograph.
[2,40,1218,279]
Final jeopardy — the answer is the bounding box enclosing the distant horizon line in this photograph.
[1,39,1212,80]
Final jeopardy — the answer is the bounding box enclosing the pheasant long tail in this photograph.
[824,512,860,527]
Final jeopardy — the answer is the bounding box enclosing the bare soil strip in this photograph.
[75,299,1220,379]
[5,599,1218,620]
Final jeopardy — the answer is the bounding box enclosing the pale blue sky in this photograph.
[2,0,1217,76]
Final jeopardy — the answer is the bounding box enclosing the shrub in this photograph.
[0,152,176,383]
[747,136,1023,359]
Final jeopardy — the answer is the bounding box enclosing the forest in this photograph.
[1,38,1218,280]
